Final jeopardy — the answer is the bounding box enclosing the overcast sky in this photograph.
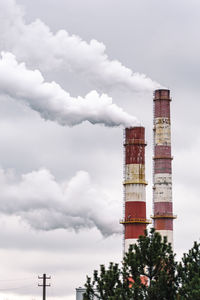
[0,0,200,299]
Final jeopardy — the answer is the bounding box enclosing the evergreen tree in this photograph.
[84,229,178,300]
[123,228,177,300]
[84,262,131,300]
[178,241,200,300]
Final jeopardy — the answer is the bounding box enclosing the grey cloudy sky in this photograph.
[0,0,199,299]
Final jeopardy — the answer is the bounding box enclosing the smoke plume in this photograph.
[0,0,161,93]
[0,52,137,127]
[0,168,121,236]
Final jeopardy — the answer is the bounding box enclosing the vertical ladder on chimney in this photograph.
[152,93,156,221]
[122,129,126,254]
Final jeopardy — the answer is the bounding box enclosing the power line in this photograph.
[0,284,33,291]
[0,277,34,282]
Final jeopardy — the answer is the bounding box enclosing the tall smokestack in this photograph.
[152,89,176,246]
[121,127,150,252]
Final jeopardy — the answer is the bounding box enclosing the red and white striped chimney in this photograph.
[152,89,176,246]
[121,127,150,252]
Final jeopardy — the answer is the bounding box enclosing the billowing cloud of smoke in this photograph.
[0,52,137,127]
[0,168,121,236]
[0,0,161,92]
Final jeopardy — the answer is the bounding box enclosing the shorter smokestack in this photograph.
[121,127,150,252]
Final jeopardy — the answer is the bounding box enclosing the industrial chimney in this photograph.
[152,89,176,246]
[121,127,150,252]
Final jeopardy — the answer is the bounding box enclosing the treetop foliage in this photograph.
[84,229,200,300]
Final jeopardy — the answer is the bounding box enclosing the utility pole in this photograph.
[38,274,51,300]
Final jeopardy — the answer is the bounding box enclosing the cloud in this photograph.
[0,0,161,93]
[0,168,121,236]
[0,52,138,127]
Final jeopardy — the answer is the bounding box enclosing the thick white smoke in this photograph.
[0,168,121,236]
[0,52,137,127]
[0,0,161,92]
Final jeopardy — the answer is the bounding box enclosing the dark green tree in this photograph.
[84,228,178,300]
[124,228,177,300]
[178,241,200,300]
[84,262,132,300]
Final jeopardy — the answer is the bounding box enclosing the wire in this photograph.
[0,277,34,282]
[0,284,33,291]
